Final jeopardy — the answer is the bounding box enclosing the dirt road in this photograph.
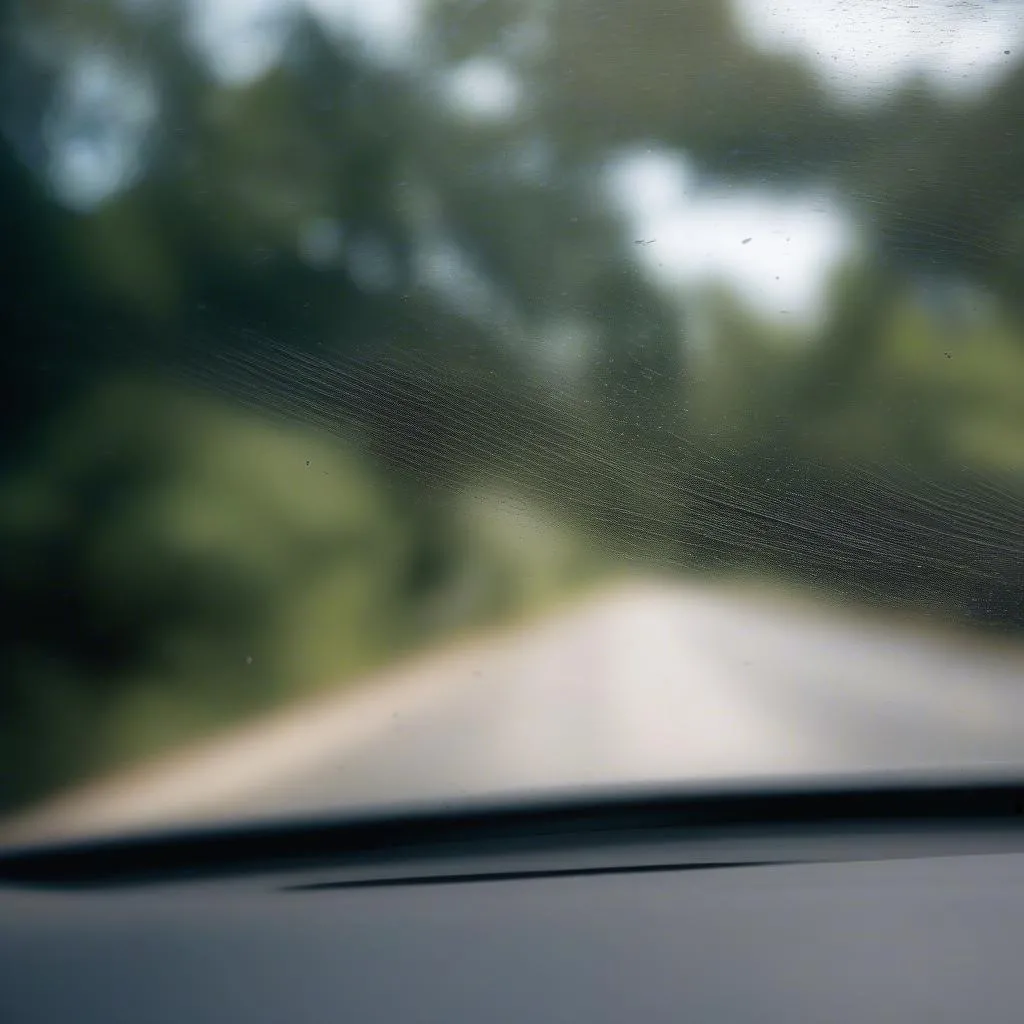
[6,578,1024,843]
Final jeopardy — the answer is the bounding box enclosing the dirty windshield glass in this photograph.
[2,0,1024,843]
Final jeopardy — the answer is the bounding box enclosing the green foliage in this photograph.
[0,381,416,801]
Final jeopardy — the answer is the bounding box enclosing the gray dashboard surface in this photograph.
[2,839,1023,1024]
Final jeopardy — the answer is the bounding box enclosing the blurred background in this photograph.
[2,0,1024,829]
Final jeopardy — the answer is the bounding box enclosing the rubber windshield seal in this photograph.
[1,770,1022,889]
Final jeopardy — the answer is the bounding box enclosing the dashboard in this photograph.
[2,779,1023,1023]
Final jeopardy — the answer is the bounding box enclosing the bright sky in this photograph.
[193,0,1024,95]
[46,54,157,209]
[607,0,1024,321]
[51,0,1023,323]
[189,0,423,81]
[736,0,1024,102]
[604,150,855,327]
[182,0,1022,325]
[440,58,523,121]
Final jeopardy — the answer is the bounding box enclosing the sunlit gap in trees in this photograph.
[43,0,423,209]
[41,0,1024,327]
[735,0,1024,104]
[603,147,856,334]
[191,0,422,82]
[45,54,156,210]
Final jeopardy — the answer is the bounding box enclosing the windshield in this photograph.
[2,0,1024,844]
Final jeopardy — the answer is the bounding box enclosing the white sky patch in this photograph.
[45,54,157,209]
[606,148,856,327]
[306,0,423,63]
[734,0,1024,102]
[189,0,422,83]
[188,0,297,84]
[440,58,523,122]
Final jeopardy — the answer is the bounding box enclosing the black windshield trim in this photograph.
[1,771,1022,888]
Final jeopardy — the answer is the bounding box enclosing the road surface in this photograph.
[5,578,1024,843]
